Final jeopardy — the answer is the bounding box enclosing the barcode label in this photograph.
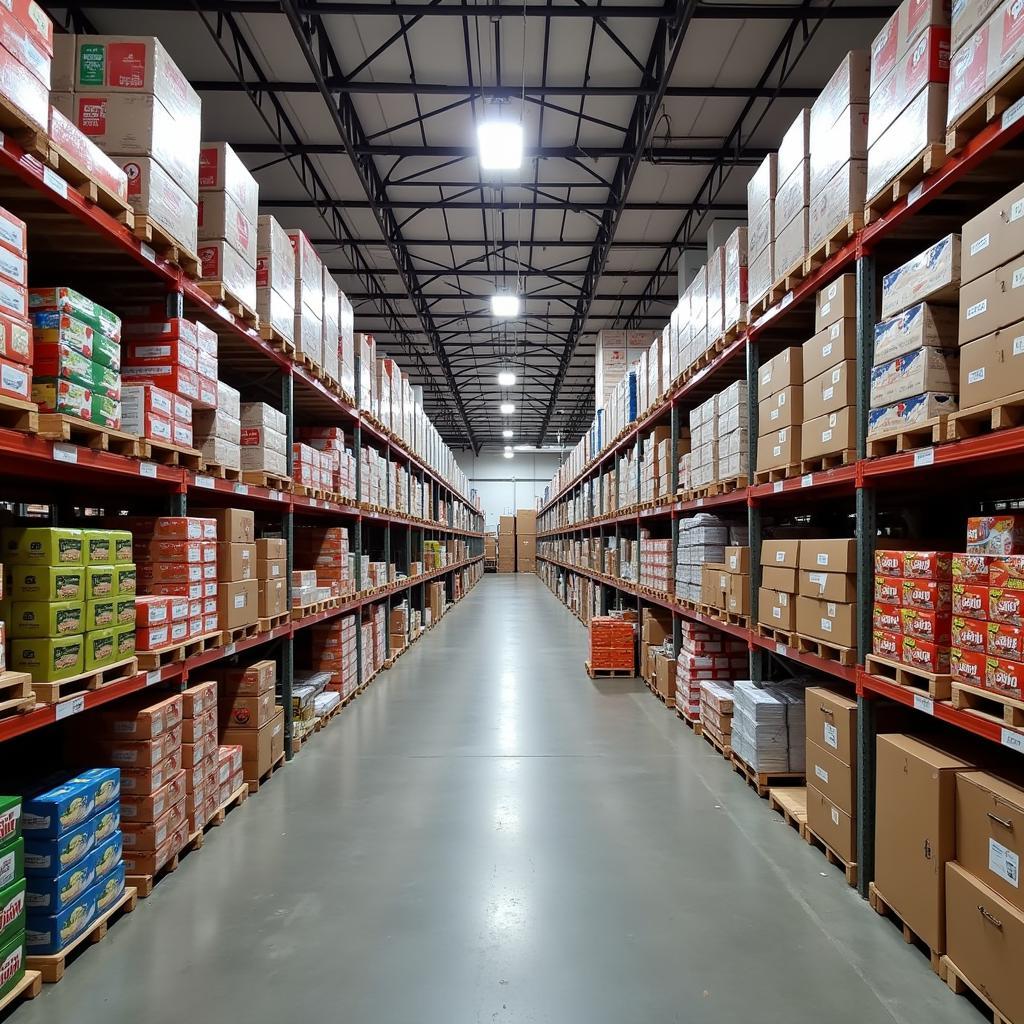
[139,242,156,263]
[195,475,215,488]
[52,443,77,464]
[1003,96,1024,130]
[139,462,157,478]
[146,670,161,686]
[773,481,783,493]
[42,166,68,198]
[913,448,934,467]
[913,694,934,715]
[990,838,1019,887]
[776,643,786,655]
[1001,727,1024,752]
[224,643,236,656]
[907,182,925,206]
[234,483,249,496]
[802,474,813,487]
[55,695,85,720]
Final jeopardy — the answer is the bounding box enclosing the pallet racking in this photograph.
[535,101,1024,898]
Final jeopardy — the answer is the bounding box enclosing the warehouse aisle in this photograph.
[24,575,978,1024]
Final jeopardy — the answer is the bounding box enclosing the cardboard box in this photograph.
[959,257,1024,345]
[803,319,856,381]
[761,539,800,568]
[816,275,857,333]
[221,659,275,696]
[809,103,869,198]
[221,708,284,779]
[795,595,855,646]
[259,578,286,618]
[961,181,1024,285]
[758,587,795,629]
[117,156,197,254]
[870,346,959,406]
[883,233,961,319]
[804,361,856,420]
[219,689,274,730]
[868,391,958,436]
[867,84,948,201]
[515,509,537,536]
[798,538,856,573]
[799,568,857,603]
[775,208,809,276]
[756,424,800,471]
[758,347,802,402]
[801,408,854,460]
[875,301,960,363]
[761,565,797,592]
[217,579,257,629]
[808,160,868,252]
[215,542,256,582]
[956,771,1024,910]
[806,785,856,864]
[805,686,856,764]
[725,546,750,574]
[807,738,855,816]
[746,152,777,220]
[875,733,969,952]
[758,385,802,431]
[748,243,774,305]
[199,142,258,219]
[197,190,255,263]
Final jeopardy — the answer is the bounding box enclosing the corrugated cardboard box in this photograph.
[758,587,795,629]
[956,771,1024,910]
[799,538,856,572]
[959,255,1024,344]
[117,155,197,253]
[776,108,811,186]
[805,686,857,764]
[870,346,959,406]
[799,567,857,602]
[808,160,868,251]
[959,322,1024,407]
[761,539,801,568]
[758,385,802,431]
[762,564,797,591]
[815,275,857,333]
[804,361,857,419]
[875,302,959,363]
[774,208,808,276]
[802,404,854,459]
[756,424,800,471]
[746,152,778,223]
[867,84,948,201]
[795,594,855,646]
[515,509,537,536]
[961,181,1024,285]
[804,318,856,380]
[882,233,962,318]
[868,391,958,435]
[807,785,855,862]
[758,347,802,401]
[809,105,869,197]
[807,738,855,816]
[748,243,774,305]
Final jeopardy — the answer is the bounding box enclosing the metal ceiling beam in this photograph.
[331,268,689,279]
[346,291,674,301]
[262,197,746,213]
[277,0,477,448]
[322,239,701,250]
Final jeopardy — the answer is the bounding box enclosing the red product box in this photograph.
[196,321,217,355]
[989,587,1024,626]
[149,581,202,601]
[903,578,952,611]
[124,338,198,372]
[901,635,950,674]
[952,646,987,687]
[139,561,203,585]
[0,44,46,134]
[0,357,29,401]
[986,655,1024,698]
[172,394,192,423]
[134,409,171,443]
[154,516,215,540]
[168,620,189,644]
[900,550,952,580]
[47,107,128,202]
[952,552,991,582]
[203,612,218,634]
[123,318,198,346]
[875,549,905,576]
[121,381,173,418]
[0,205,25,260]
[967,514,1024,555]
[874,575,903,605]
[900,607,951,644]
[989,556,1024,590]
[0,312,30,365]
[987,621,1024,662]
[872,627,903,661]
[172,420,194,448]
[4,0,52,57]
[121,363,200,401]
[145,539,204,563]
[188,599,202,620]
[952,582,988,617]
[196,374,217,410]
[135,595,172,627]
[168,596,188,622]
[135,623,170,651]
[952,616,987,652]
[188,616,204,638]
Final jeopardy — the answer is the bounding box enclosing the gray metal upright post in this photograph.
[281,369,295,757]
[746,337,764,682]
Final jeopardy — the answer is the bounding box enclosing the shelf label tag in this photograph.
[56,695,85,720]
[1003,96,1024,131]
[695,497,704,507]
[195,475,215,489]
[780,291,794,309]
[42,166,68,198]
[773,481,784,493]
[52,443,77,464]
[270,489,283,500]
[776,642,787,656]
[146,670,161,686]
[0,132,6,149]
[233,483,249,496]
[215,303,230,320]
[907,182,925,207]
[913,694,934,715]
[913,448,934,467]
[139,461,157,478]
[1002,727,1024,753]
[139,242,156,263]
[224,642,236,656]
[801,474,813,487]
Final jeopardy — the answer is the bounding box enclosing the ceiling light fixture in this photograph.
[502,429,514,439]
[503,450,515,459]
[499,402,515,415]
[491,294,520,318]
[477,118,523,171]
[497,370,516,387]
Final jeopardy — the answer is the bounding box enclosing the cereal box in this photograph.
[967,515,1024,555]
[952,615,987,652]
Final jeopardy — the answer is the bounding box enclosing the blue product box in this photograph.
[626,371,637,423]
[71,769,120,814]
[91,803,120,845]
[91,861,125,915]
[23,776,98,838]
[25,816,96,877]
[92,831,122,881]
[26,885,98,955]
[26,848,97,913]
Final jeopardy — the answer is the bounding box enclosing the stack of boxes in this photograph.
[756,348,801,476]
[947,0,1013,134]
[715,381,748,483]
[294,526,353,604]
[638,532,672,594]
[675,514,740,604]
[288,229,324,371]
[257,537,287,623]
[0,208,30,410]
[869,237,960,438]
[311,614,358,697]
[699,680,735,753]
[731,679,807,773]
[339,291,355,400]
[215,745,244,809]
[181,680,217,833]
[866,0,950,203]
[321,269,339,388]
[674,623,747,723]
[747,154,777,306]
[774,109,811,279]
[198,142,258,313]
[797,539,858,652]
[0,796,25,998]
[588,616,635,674]
[219,659,283,789]
[640,607,672,685]
[0,1,50,135]
[193,380,241,472]
[516,509,536,573]
[240,402,288,479]
[5,527,136,686]
[701,545,749,619]
[195,508,257,637]
[758,538,800,635]
[688,396,718,490]
[498,516,516,574]
[54,36,201,255]
[24,769,125,955]
[256,214,295,345]
[723,227,748,336]
[30,288,122,427]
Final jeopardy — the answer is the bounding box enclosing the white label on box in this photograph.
[770,408,779,421]
[139,461,158,478]
[822,428,833,442]
[772,606,781,619]
[42,166,68,198]
[233,594,245,609]
[820,300,831,318]
[802,474,813,487]
[971,233,991,256]
[1015,336,1024,356]
[773,445,781,457]
[1003,96,1024,130]
[56,695,86,720]
[967,299,988,320]
[822,342,833,358]
[147,670,161,686]
[816,553,829,566]
[831,807,840,825]
[53,443,77,464]
[234,483,249,496]
[907,183,925,206]
[1014,267,1024,290]
[824,386,835,401]
[815,764,829,783]
[779,594,788,606]
[779,392,787,407]
[913,694,934,715]
[968,367,986,384]
[1012,200,1024,224]
[809,572,826,586]
[827,602,837,616]
[775,551,785,562]
[773,480,783,493]
[1001,727,1024,752]
[989,838,1020,887]
[821,617,832,632]
[913,448,934,467]
[824,722,838,749]
[195,475,215,489]
[0,849,14,888]
[776,642,787,655]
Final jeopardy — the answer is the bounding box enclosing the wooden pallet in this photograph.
[128,829,203,898]
[864,143,947,224]
[37,414,144,457]
[208,781,249,827]
[141,436,203,470]
[293,483,329,500]
[0,670,35,717]
[259,322,296,357]
[731,751,804,798]
[0,969,41,1012]
[247,751,286,794]
[869,882,943,974]
[685,475,748,501]
[699,604,749,629]
[865,417,947,458]
[753,462,801,485]
[946,64,1024,155]
[799,450,856,476]
[676,709,701,733]
[197,280,259,329]
[45,138,134,225]
[702,726,732,760]
[584,660,634,679]
[242,470,292,491]
[947,390,1024,440]
[802,214,864,276]
[951,680,1024,728]
[219,622,260,647]
[941,955,1014,1024]
[135,630,221,672]
[863,652,952,700]
[805,825,858,887]
[794,633,857,669]
[257,611,290,634]
[34,656,139,705]
[28,886,137,983]
[0,393,38,432]
[721,318,747,346]
[756,623,795,647]
[197,459,242,481]
[132,216,200,277]
[770,254,809,298]
[645,679,676,707]
[768,785,808,838]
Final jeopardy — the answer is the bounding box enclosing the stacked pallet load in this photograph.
[638,531,672,594]
[498,516,515,573]
[731,680,807,776]
[759,539,799,638]
[675,624,746,724]
[587,615,636,676]
[256,214,295,347]
[675,514,743,605]
[699,680,734,756]
[722,227,748,339]
[0,2,51,135]
[192,380,241,473]
[311,612,358,698]
[756,347,801,480]
[773,109,811,284]
[640,607,671,686]
[240,402,287,481]
[0,208,31,414]
[339,290,355,400]
[0,796,26,998]
[181,681,218,833]
[797,539,857,661]
[219,659,282,790]
[516,509,536,573]
[288,229,323,372]
[747,154,777,307]
[194,508,255,640]
[700,545,750,623]
[715,380,748,488]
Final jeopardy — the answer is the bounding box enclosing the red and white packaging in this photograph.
[135,594,172,626]
[47,106,128,201]
[952,552,991,581]
[116,155,198,254]
[901,635,950,673]
[172,420,193,448]
[286,228,323,315]
[952,582,989,617]
[136,623,170,651]
[125,338,197,372]
[952,615,987,651]
[900,606,951,643]
[873,602,902,632]
[987,621,1024,661]
[198,191,255,264]
[121,362,199,402]
[990,556,1024,589]
[0,357,29,402]
[0,38,47,132]
[873,627,904,660]
[900,550,953,580]
[875,549,905,575]
[952,645,987,685]
[987,654,1024,697]
[990,587,1024,625]
[199,142,258,221]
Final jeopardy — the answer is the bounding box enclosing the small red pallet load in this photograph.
[588,616,636,674]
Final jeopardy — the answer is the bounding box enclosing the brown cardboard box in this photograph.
[217,579,258,629]
[219,689,274,729]
[654,653,676,700]
[725,546,750,574]
[761,565,798,592]
[956,771,1024,911]
[799,568,857,603]
[256,538,286,560]
[801,408,855,461]
[498,516,515,536]
[959,323,1024,407]
[808,160,868,252]
[516,535,536,571]
[875,733,971,952]
[258,557,286,582]
[805,686,857,764]
[758,347,802,402]
[217,542,257,582]
[258,578,286,618]
[961,181,1024,285]
[807,785,856,863]
[269,706,285,764]
[756,425,800,472]
[515,509,537,536]
[222,659,275,695]
[758,587,795,629]
[959,256,1024,345]
[815,275,857,333]
[795,595,855,646]
[803,319,857,380]
[115,155,197,254]
[701,563,728,608]
[775,208,809,276]
[945,861,1024,1024]
[761,539,801,568]
[726,573,750,615]
[758,385,803,431]
[194,507,254,543]
[222,707,284,779]
[807,738,855,815]
[804,361,857,420]
[798,538,856,573]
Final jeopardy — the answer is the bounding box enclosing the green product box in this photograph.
[0,879,24,948]
[111,531,133,564]
[114,597,135,627]
[8,566,84,601]
[0,930,25,1001]
[83,530,113,565]
[85,566,114,600]
[32,379,121,428]
[0,837,24,889]
[11,635,84,682]
[0,799,20,848]
[30,313,120,370]
[9,600,84,639]
[114,564,135,596]
[33,345,120,400]
[28,287,121,341]
[1,528,82,566]
[113,625,135,661]
[84,598,115,631]
[85,628,116,670]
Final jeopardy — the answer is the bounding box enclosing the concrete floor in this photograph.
[23,574,981,1024]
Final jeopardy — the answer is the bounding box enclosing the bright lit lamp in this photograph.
[499,402,515,415]
[477,118,523,171]
[502,428,514,439]
[491,294,520,317]
[497,370,516,387]
[503,450,514,459]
